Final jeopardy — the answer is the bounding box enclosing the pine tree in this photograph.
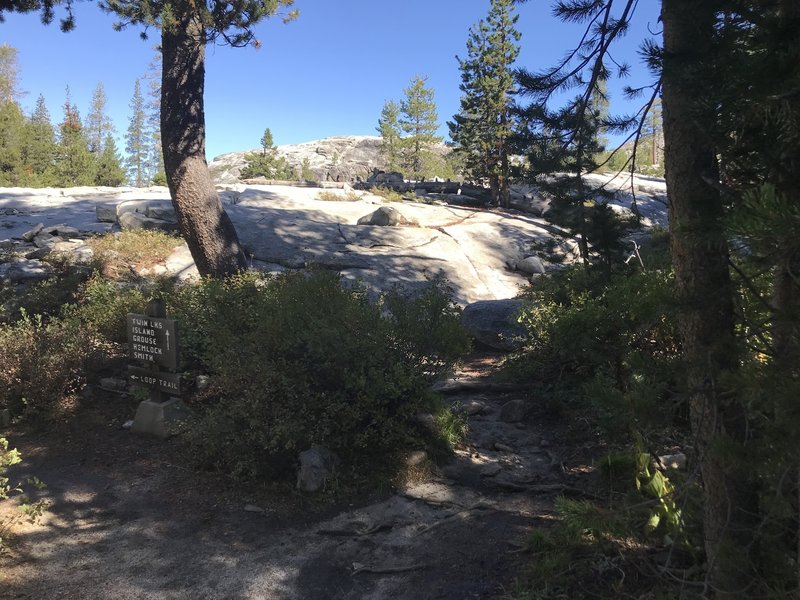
[3,0,297,277]
[0,44,22,104]
[399,75,442,180]
[449,0,520,207]
[21,94,57,186]
[376,99,402,172]
[240,126,292,180]
[143,50,165,184]
[125,79,148,187]
[55,87,95,186]
[0,99,25,185]
[85,82,114,154]
[95,133,126,186]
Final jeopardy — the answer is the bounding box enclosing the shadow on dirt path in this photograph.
[1,353,597,599]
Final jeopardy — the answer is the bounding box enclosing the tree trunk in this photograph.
[662,2,756,595]
[160,6,247,277]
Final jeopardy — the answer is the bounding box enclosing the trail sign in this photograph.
[127,313,177,370]
[128,365,181,395]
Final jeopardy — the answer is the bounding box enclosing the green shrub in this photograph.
[370,186,407,203]
[1,438,47,553]
[68,275,148,344]
[509,261,680,439]
[0,312,92,418]
[171,271,470,481]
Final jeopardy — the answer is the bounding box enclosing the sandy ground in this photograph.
[0,354,599,600]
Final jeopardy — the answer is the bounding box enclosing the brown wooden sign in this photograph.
[127,313,178,370]
[128,365,181,396]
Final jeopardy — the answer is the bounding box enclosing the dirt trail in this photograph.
[1,354,592,599]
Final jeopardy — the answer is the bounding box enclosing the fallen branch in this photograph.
[415,502,497,535]
[493,480,595,497]
[317,522,393,537]
[352,563,430,575]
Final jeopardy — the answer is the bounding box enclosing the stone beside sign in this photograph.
[126,313,177,370]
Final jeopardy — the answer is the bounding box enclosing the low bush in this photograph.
[316,189,362,202]
[369,187,407,203]
[0,311,93,418]
[170,271,470,481]
[0,438,47,554]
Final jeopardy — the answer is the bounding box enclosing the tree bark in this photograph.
[662,2,756,596]
[160,5,247,277]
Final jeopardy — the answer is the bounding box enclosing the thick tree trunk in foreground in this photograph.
[161,8,247,277]
[662,2,756,596]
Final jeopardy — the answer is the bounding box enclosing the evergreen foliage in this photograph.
[398,75,442,180]
[0,43,22,104]
[376,99,402,172]
[124,78,148,187]
[449,0,520,207]
[94,134,126,186]
[143,50,165,184]
[21,95,57,186]
[0,100,25,185]
[85,82,114,154]
[240,126,292,180]
[54,89,95,186]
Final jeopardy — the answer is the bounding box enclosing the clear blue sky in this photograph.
[1,1,661,160]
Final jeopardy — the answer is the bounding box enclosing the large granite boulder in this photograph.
[462,298,529,352]
[356,206,418,227]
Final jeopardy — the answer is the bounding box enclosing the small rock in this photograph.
[539,439,551,448]
[21,223,44,242]
[96,206,117,223]
[499,398,527,423]
[494,442,515,453]
[405,450,428,467]
[25,247,51,260]
[196,375,210,391]
[415,413,438,432]
[658,453,687,470]
[33,233,61,248]
[244,504,266,513]
[145,206,177,221]
[121,419,134,429]
[480,463,503,477]
[461,399,487,416]
[297,446,340,493]
[0,239,13,249]
[99,377,127,392]
[516,256,546,275]
[1,259,53,282]
[42,224,80,238]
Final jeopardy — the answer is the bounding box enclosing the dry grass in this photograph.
[86,230,183,279]
[316,189,362,202]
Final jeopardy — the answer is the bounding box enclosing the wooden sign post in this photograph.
[127,299,190,438]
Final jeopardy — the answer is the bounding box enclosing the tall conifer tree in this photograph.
[1,0,297,277]
[399,75,442,180]
[55,87,95,186]
[376,99,402,172]
[21,94,57,185]
[85,82,114,154]
[449,0,520,207]
[95,133,126,186]
[125,79,148,187]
